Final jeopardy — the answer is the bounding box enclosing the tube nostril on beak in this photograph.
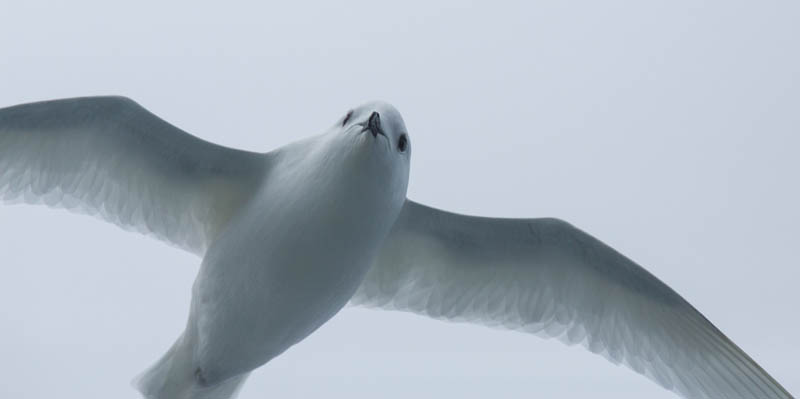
[368,112,381,138]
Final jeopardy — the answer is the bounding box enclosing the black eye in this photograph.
[397,134,408,152]
[342,110,353,126]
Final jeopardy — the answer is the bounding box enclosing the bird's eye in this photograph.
[342,110,353,126]
[397,134,408,152]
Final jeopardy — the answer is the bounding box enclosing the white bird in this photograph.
[0,96,793,399]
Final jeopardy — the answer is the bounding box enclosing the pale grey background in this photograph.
[0,1,797,398]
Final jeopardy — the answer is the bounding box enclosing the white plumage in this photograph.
[0,96,793,399]
[0,96,264,255]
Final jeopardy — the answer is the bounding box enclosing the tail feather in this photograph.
[133,336,248,399]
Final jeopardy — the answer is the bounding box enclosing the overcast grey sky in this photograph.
[1,1,798,398]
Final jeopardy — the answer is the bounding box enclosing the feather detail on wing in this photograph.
[353,200,793,399]
[0,96,267,255]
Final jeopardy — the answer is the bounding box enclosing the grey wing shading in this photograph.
[0,96,268,256]
[353,200,793,399]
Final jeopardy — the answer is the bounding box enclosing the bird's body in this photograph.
[136,104,411,398]
[0,96,793,399]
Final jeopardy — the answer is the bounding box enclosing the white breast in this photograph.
[185,132,406,385]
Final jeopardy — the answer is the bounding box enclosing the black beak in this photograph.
[367,111,384,138]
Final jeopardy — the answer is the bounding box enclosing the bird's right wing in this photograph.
[354,200,793,399]
[0,96,269,256]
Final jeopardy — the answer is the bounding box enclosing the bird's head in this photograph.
[321,101,411,216]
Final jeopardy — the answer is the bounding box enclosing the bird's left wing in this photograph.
[352,200,793,399]
[0,96,268,256]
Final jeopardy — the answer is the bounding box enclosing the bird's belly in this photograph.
[185,200,386,385]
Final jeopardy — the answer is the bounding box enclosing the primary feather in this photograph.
[353,200,793,399]
[0,96,266,255]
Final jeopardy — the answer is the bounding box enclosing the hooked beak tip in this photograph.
[368,111,383,138]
